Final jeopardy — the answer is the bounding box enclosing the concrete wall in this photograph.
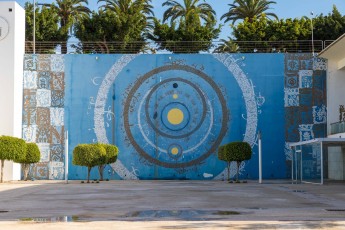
[0,2,25,181]
[21,53,327,180]
[326,61,345,133]
[327,146,344,180]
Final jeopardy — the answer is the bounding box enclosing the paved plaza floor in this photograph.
[0,180,344,229]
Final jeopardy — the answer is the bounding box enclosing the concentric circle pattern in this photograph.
[123,64,229,168]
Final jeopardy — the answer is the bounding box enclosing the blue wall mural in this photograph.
[22,53,327,180]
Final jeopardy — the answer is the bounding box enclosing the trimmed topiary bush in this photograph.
[96,143,118,181]
[72,144,106,183]
[15,143,40,181]
[0,136,26,183]
[218,142,252,182]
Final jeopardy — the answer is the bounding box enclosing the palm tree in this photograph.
[162,0,216,26]
[97,0,154,52]
[214,38,240,53]
[98,0,154,17]
[221,0,278,25]
[51,0,91,53]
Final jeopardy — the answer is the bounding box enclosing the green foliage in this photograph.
[150,0,219,53]
[94,143,119,181]
[151,18,220,53]
[90,143,118,165]
[15,143,40,181]
[214,38,239,53]
[72,144,106,168]
[231,14,312,52]
[74,0,153,53]
[101,144,119,164]
[0,136,27,183]
[233,15,311,41]
[162,0,216,25]
[25,2,62,53]
[218,141,252,182]
[313,5,345,41]
[16,143,40,164]
[51,0,91,53]
[221,0,278,25]
[0,136,27,162]
[226,142,252,162]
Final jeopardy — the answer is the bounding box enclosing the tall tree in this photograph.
[151,0,220,53]
[74,0,154,53]
[221,0,278,25]
[313,5,345,41]
[162,0,216,26]
[231,15,312,52]
[51,0,91,53]
[25,2,61,53]
[98,0,154,36]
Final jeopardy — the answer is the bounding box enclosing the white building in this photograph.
[0,1,25,181]
[318,35,345,181]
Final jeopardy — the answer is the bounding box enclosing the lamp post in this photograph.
[33,0,35,54]
[311,11,314,56]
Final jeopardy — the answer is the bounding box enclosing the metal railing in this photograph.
[25,40,329,54]
[330,121,345,135]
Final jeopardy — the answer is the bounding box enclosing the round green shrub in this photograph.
[99,143,118,164]
[0,136,26,162]
[226,142,252,162]
[16,143,40,164]
[72,144,106,168]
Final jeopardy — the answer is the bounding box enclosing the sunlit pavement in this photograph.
[0,180,344,229]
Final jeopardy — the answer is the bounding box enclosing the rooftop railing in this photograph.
[25,40,332,54]
[330,121,345,135]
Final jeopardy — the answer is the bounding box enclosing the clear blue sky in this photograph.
[5,0,345,39]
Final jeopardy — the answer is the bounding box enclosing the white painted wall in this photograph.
[326,61,345,133]
[0,2,25,181]
[326,59,345,180]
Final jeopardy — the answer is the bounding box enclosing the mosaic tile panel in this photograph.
[284,54,327,176]
[23,107,36,126]
[37,71,51,90]
[23,55,37,71]
[22,54,65,180]
[23,71,37,89]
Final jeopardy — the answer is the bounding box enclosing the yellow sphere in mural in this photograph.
[173,94,178,99]
[171,147,179,155]
[167,108,184,125]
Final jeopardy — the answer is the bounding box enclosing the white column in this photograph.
[65,131,68,183]
[0,2,25,181]
[258,131,262,184]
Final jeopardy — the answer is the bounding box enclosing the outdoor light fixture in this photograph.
[33,0,35,54]
[311,11,314,56]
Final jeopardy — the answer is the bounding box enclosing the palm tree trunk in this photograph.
[1,159,4,183]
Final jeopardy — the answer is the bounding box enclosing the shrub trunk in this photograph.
[87,166,91,183]
[23,164,30,181]
[0,159,4,183]
[98,165,105,181]
[236,161,241,182]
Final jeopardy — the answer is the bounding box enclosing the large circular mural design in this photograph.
[94,54,258,179]
[123,65,229,168]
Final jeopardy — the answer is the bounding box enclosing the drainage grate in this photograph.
[326,209,345,212]
[292,190,306,193]
[0,211,9,213]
